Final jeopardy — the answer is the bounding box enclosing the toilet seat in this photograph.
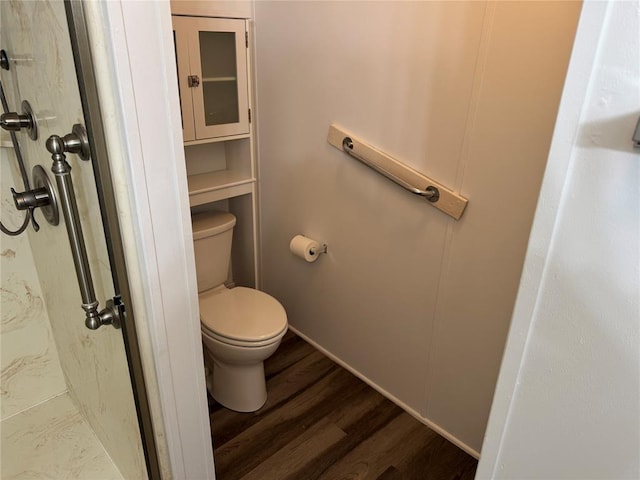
[199,287,288,347]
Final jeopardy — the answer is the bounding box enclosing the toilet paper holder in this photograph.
[290,234,328,262]
[310,243,328,256]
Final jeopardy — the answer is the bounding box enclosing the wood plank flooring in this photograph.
[209,331,478,480]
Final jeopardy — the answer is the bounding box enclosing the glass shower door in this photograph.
[0,1,157,478]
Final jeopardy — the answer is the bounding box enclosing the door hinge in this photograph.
[245,31,249,48]
[248,108,252,123]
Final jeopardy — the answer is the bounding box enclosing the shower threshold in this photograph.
[1,392,123,479]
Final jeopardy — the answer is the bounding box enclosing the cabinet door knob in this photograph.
[188,75,200,88]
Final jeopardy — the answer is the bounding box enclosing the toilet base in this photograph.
[210,358,267,412]
[201,326,286,413]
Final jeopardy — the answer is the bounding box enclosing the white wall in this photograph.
[254,1,581,454]
[476,1,640,477]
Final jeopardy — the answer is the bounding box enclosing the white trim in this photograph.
[288,326,480,459]
[474,2,610,477]
[85,1,215,478]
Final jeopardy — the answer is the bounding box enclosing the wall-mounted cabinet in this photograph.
[173,16,250,143]
[172,7,259,288]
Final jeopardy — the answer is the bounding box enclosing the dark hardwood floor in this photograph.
[209,331,478,480]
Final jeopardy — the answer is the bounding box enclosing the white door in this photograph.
[476,1,640,477]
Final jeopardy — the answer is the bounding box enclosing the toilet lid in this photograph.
[199,287,287,343]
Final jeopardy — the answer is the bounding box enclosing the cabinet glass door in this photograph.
[200,31,239,125]
[190,18,249,139]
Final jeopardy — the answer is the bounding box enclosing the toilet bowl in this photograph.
[192,211,288,412]
[200,286,287,412]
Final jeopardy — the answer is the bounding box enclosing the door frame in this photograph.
[81,1,216,478]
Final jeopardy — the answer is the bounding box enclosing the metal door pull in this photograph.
[47,124,120,330]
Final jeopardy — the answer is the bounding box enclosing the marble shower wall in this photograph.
[1,2,147,478]
[0,155,67,420]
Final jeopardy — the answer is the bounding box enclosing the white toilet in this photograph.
[192,210,288,412]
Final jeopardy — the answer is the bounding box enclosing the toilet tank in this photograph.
[191,211,236,293]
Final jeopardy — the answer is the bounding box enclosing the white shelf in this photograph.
[184,132,250,146]
[188,170,255,206]
[202,76,236,82]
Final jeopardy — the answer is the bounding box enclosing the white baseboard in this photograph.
[288,325,480,460]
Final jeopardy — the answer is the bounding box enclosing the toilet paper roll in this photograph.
[290,235,321,262]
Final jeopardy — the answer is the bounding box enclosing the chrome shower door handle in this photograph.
[47,124,120,330]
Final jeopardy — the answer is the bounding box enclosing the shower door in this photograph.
[0,1,158,478]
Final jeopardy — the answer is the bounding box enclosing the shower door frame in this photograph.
[70,0,217,478]
[65,2,160,478]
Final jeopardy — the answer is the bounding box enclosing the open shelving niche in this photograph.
[185,135,259,290]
